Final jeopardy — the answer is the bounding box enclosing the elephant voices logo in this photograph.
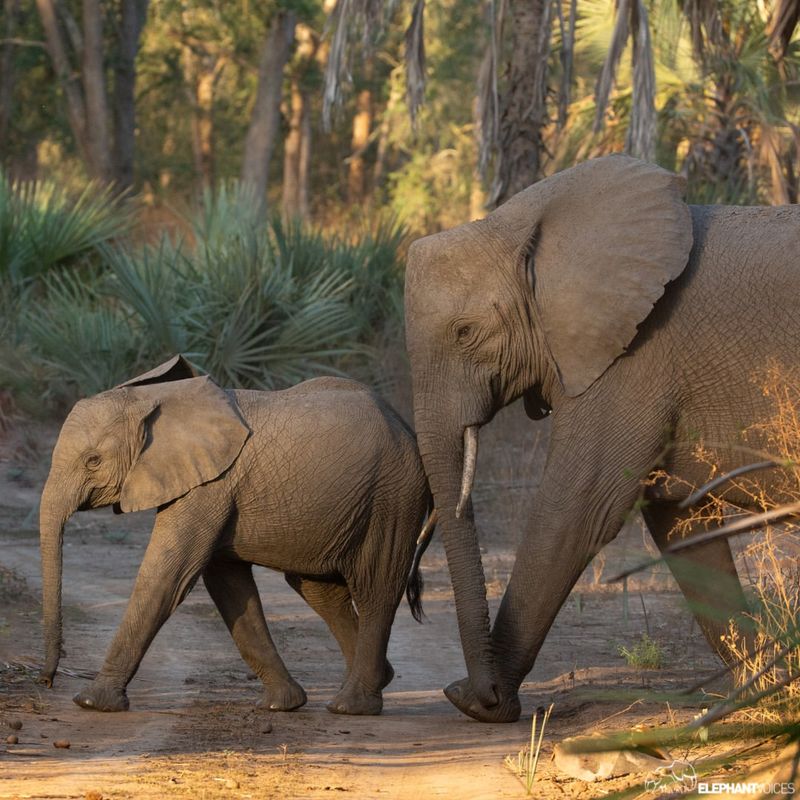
[644,760,698,794]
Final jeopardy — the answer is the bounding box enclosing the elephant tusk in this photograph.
[455,426,479,519]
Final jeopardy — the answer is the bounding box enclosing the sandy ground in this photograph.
[0,416,793,800]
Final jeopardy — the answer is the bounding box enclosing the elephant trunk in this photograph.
[38,476,74,687]
[415,413,498,708]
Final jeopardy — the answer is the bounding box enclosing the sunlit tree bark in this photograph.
[241,9,296,202]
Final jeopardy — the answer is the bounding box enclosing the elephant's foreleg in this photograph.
[205,558,306,711]
[74,499,223,711]
[643,503,753,663]
[445,414,664,723]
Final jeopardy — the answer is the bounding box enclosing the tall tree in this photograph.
[489,0,553,204]
[241,8,297,202]
[0,0,21,157]
[35,0,149,184]
[112,0,149,189]
[593,0,657,162]
[347,85,372,203]
[282,23,318,219]
[36,0,94,171]
[81,0,112,180]
[182,40,224,191]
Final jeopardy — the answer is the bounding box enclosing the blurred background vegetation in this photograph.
[1,0,800,409]
[1,0,799,770]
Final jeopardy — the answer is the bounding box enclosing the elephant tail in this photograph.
[406,507,438,623]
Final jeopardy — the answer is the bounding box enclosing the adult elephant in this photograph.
[404,154,800,722]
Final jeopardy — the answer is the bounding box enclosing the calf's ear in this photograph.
[119,376,249,512]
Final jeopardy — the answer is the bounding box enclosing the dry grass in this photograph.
[670,364,800,724]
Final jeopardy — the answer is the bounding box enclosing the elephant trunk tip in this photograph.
[38,656,59,688]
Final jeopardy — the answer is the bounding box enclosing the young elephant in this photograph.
[39,355,434,716]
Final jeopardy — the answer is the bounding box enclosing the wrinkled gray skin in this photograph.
[404,154,800,722]
[39,357,430,716]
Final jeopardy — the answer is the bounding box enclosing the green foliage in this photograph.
[0,171,134,286]
[618,633,665,669]
[1,179,405,409]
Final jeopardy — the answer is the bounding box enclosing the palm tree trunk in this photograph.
[490,0,553,205]
[241,10,297,202]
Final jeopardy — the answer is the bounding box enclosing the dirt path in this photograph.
[0,459,777,800]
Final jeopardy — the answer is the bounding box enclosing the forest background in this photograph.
[2,0,800,409]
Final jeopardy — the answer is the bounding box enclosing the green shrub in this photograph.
[618,633,665,670]
[2,180,407,410]
[0,170,134,286]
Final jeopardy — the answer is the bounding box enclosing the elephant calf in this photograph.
[39,355,434,716]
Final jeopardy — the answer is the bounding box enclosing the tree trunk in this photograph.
[281,22,316,218]
[281,77,304,217]
[194,62,216,190]
[81,0,112,180]
[182,41,223,193]
[297,90,312,218]
[241,10,297,202]
[112,0,149,190]
[372,72,401,193]
[348,88,372,204]
[491,0,552,206]
[35,0,91,166]
[0,0,20,157]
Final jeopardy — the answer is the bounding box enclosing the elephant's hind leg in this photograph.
[204,557,306,711]
[643,503,754,664]
[325,541,408,716]
[283,574,394,690]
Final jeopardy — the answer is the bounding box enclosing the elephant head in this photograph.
[404,155,693,707]
[39,356,249,686]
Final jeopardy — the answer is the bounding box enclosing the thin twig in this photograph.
[678,460,782,508]
[606,501,800,583]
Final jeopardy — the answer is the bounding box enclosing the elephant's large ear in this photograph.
[115,354,204,388]
[502,155,693,396]
[119,376,250,512]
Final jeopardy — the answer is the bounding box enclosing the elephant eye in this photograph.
[84,453,102,470]
[455,323,473,342]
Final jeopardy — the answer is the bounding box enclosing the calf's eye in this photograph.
[85,453,102,470]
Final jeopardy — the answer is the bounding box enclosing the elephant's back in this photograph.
[232,386,427,552]
[687,204,800,294]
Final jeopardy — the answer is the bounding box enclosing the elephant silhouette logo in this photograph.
[644,760,698,793]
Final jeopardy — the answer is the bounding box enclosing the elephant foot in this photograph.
[327,681,383,716]
[74,680,130,712]
[257,678,307,712]
[444,677,521,723]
